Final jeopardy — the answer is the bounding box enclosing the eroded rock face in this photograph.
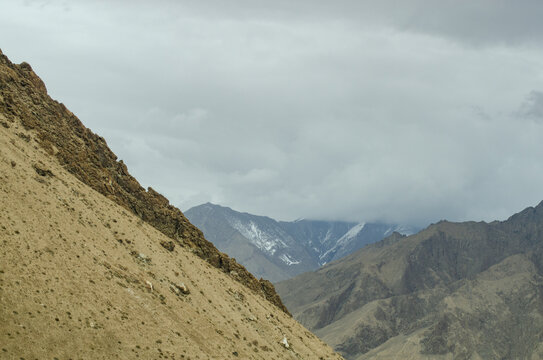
[0,50,288,314]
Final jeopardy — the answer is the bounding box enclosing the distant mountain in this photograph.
[275,201,543,359]
[185,203,418,282]
[280,219,417,265]
[185,203,319,282]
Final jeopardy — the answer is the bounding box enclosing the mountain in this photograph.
[185,203,319,282]
[186,203,418,282]
[0,49,342,359]
[275,203,543,359]
[279,219,417,265]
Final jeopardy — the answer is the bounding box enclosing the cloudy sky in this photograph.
[2,0,543,226]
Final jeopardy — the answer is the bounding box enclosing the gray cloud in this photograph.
[518,91,543,123]
[394,0,543,46]
[128,0,543,46]
[2,1,543,226]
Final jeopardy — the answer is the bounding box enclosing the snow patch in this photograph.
[227,218,286,255]
[322,229,333,244]
[342,222,366,240]
[319,222,365,261]
[279,254,300,266]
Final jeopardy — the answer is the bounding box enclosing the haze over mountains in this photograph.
[276,201,543,359]
[186,203,418,282]
[0,50,342,359]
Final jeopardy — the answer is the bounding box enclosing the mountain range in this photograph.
[276,202,543,359]
[186,203,418,282]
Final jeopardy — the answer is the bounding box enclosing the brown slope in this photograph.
[276,204,543,359]
[0,53,343,359]
[0,48,287,314]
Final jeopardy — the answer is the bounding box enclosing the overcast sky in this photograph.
[2,0,543,226]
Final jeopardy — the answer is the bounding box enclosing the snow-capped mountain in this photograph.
[278,219,417,266]
[185,203,419,282]
[185,203,319,282]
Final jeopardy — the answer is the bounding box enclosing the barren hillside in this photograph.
[0,49,342,360]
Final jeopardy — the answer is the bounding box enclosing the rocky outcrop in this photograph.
[0,49,288,314]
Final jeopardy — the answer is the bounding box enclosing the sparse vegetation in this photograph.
[0,50,342,360]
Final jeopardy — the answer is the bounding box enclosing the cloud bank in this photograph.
[2,0,543,226]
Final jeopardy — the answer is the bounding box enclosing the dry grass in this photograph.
[0,112,342,359]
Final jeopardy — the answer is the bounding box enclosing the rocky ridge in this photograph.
[0,49,287,313]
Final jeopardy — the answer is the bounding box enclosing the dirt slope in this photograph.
[0,50,343,360]
[0,48,286,314]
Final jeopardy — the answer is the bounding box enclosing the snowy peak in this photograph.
[186,203,420,282]
[186,203,318,282]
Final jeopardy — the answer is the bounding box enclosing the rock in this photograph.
[19,61,47,93]
[17,132,31,142]
[160,240,175,252]
[130,251,151,264]
[281,336,289,349]
[177,282,190,295]
[137,253,150,263]
[33,164,53,177]
[170,282,190,296]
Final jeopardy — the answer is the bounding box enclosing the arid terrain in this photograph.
[277,210,543,359]
[0,49,342,360]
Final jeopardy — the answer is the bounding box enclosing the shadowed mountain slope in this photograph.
[276,204,543,359]
[0,49,342,359]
